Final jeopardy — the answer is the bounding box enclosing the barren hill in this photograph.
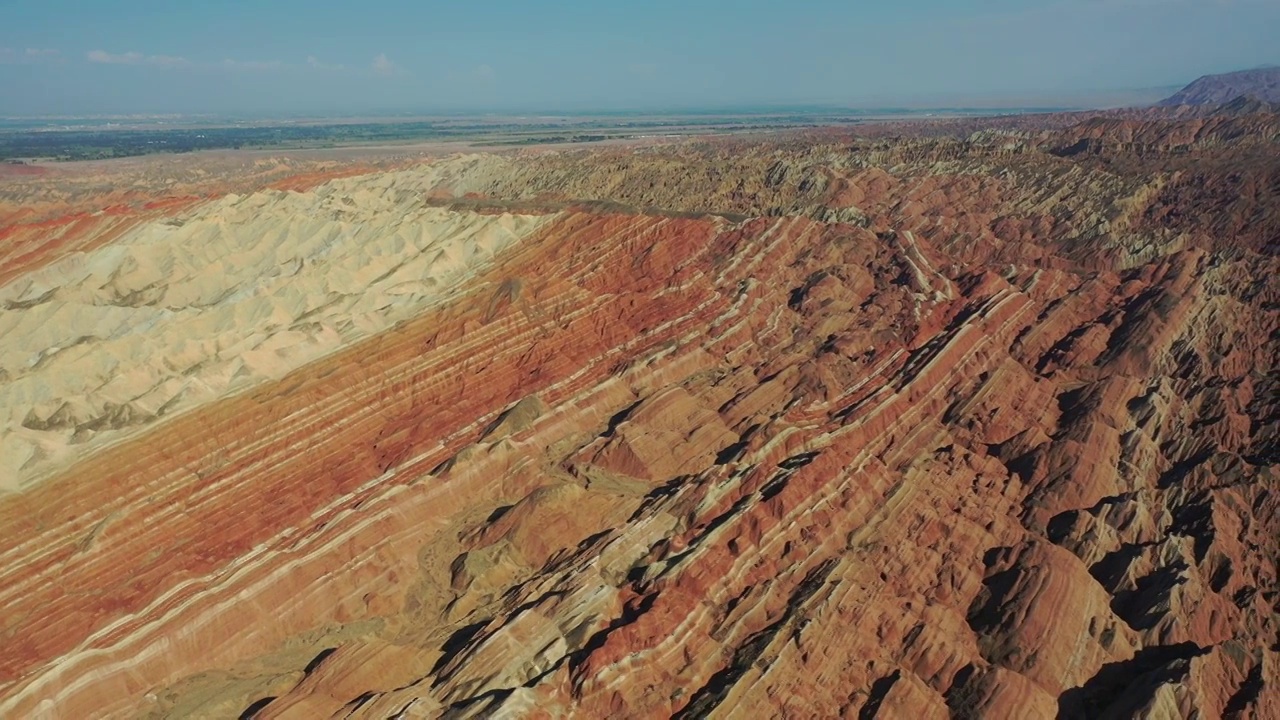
[1159,67,1280,106]
[0,111,1276,719]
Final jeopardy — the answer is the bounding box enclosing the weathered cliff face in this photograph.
[0,112,1276,719]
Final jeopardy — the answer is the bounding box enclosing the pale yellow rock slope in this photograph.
[0,158,548,489]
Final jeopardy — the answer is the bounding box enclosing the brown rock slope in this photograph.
[0,112,1276,719]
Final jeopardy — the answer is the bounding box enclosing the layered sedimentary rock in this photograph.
[0,159,547,487]
[0,111,1276,719]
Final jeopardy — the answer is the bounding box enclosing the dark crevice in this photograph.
[787,270,831,311]
[237,697,276,720]
[672,617,790,719]
[343,691,375,714]
[303,647,338,676]
[627,475,691,522]
[442,687,514,719]
[1170,494,1216,561]
[484,504,513,524]
[967,566,1022,634]
[715,439,750,464]
[1089,541,1159,590]
[944,663,982,719]
[1056,641,1208,719]
[1223,663,1264,717]
[1045,510,1079,544]
[1232,585,1257,608]
[430,619,491,679]
[673,560,837,718]
[568,592,660,683]
[759,472,791,501]
[602,399,644,438]
[1110,562,1189,631]
[1158,447,1215,489]
[777,450,820,470]
[858,670,901,720]
[681,492,756,556]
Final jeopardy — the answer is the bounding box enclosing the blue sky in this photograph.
[1,0,1277,115]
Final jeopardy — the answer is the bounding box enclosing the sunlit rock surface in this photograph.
[0,109,1276,719]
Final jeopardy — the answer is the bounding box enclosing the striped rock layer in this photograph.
[0,114,1277,719]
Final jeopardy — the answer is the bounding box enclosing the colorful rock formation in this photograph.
[0,110,1276,719]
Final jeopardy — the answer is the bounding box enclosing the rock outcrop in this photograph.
[0,160,547,487]
[0,110,1276,719]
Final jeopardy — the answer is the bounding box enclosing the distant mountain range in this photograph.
[1159,66,1280,106]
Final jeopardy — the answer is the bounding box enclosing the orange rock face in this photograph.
[0,112,1277,719]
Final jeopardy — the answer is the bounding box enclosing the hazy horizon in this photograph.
[2,0,1277,116]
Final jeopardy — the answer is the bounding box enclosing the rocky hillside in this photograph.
[1159,67,1280,106]
[0,111,1276,719]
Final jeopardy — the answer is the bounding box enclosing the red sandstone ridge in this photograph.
[0,112,1276,719]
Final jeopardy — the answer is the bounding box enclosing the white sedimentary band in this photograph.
[0,160,551,490]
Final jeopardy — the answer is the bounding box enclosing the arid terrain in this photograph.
[1159,67,1280,107]
[0,103,1277,719]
